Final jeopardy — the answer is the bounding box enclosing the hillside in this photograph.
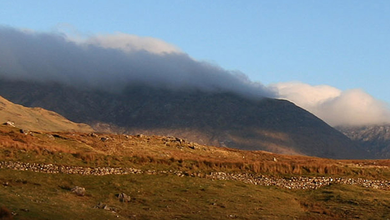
[1,124,389,178]
[337,125,390,159]
[0,95,93,133]
[0,80,366,159]
[1,124,390,219]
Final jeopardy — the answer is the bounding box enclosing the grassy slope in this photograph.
[1,124,389,178]
[2,170,390,220]
[0,96,93,133]
[1,125,390,219]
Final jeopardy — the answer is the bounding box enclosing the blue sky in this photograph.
[1,0,390,105]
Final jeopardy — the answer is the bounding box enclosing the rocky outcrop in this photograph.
[337,125,390,159]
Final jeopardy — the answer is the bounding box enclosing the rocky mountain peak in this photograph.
[337,125,390,158]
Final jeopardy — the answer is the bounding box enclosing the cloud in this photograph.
[271,82,390,126]
[1,26,388,127]
[0,26,272,98]
[84,33,182,54]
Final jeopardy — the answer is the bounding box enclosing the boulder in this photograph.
[71,186,86,196]
[100,137,109,142]
[89,133,98,138]
[20,129,29,135]
[3,121,15,127]
[94,202,108,209]
[117,193,131,202]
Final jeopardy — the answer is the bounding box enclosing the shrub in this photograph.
[0,206,13,220]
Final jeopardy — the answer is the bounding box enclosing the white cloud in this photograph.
[3,26,388,127]
[270,82,390,126]
[52,24,182,55]
[84,33,182,55]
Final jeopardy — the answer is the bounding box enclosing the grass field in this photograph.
[1,169,390,219]
[1,124,390,219]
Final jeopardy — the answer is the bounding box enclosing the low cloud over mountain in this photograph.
[0,26,271,98]
[84,32,182,55]
[271,82,390,126]
[1,26,389,127]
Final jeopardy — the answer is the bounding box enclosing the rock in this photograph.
[94,202,107,209]
[94,202,103,209]
[103,205,111,210]
[20,129,29,135]
[117,193,131,202]
[3,121,15,127]
[52,134,67,139]
[71,186,86,196]
[46,134,55,139]
[90,133,98,138]
[101,137,109,142]
[175,137,187,144]
[94,202,115,211]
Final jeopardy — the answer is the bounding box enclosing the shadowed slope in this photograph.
[337,125,390,159]
[0,80,366,159]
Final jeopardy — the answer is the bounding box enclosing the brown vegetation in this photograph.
[1,124,390,180]
[0,206,13,220]
[0,95,93,133]
[1,124,390,219]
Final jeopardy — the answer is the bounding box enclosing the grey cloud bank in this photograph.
[1,26,389,127]
[0,26,272,98]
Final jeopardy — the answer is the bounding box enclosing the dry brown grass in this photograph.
[1,124,390,179]
[0,95,93,133]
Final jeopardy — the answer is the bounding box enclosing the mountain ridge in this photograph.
[0,79,366,159]
[337,124,390,159]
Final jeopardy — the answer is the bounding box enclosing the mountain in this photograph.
[337,125,390,159]
[0,94,93,133]
[0,79,366,159]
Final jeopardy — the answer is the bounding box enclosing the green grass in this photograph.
[2,126,390,219]
[297,184,390,219]
[1,169,390,219]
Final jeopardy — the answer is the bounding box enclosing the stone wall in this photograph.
[1,161,389,190]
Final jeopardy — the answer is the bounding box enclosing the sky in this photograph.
[1,1,390,126]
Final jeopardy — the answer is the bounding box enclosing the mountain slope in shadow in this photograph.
[0,80,366,159]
